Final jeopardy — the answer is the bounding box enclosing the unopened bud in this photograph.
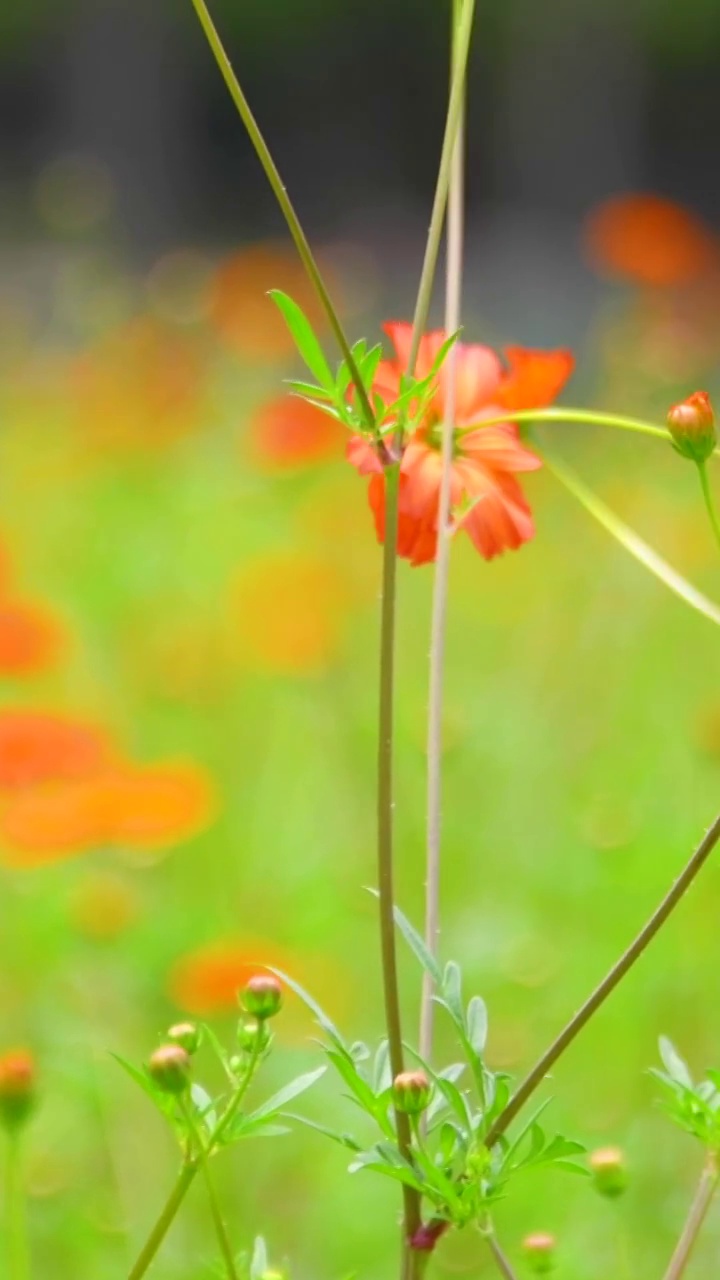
[392,1070,432,1115]
[240,974,283,1021]
[590,1146,627,1198]
[0,1051,35,1133]
[236,1018,271,1054]
[167,1022,201,1055]
[148,1044,191,1094]
[522,1233,556,1275]
[667,391,716,464]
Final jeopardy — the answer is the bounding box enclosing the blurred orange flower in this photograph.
[0,599,64,675]
[347,323,573,565]
[0,712,110,790]
[249,395,341,470]
[169,940,295,1014]
[209,243,332,361]
[232,551,349,674]
[584,193,719,287]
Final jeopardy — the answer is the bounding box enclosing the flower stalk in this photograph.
[697,463,720,555]
[4,1133,30,1280]
[662,1152,718,1280]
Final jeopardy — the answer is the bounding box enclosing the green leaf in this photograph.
[442,962,465,1026]
[244,1066,326,1124]
[250,1237,268,1280]
[201,1023,235,1083]
[502,1098,552,1168]
[542,449,720,628]
[268,291,334,391]
[392,905,443,985]
[372,1041,391,1096]
[347,1157,427,1195]
[467,997,488,1055]
[111,1053,173,1117]
[268,968,347,1051]
[659,1037,693,1088]
[191,1083,217,1132]
[282,1113,362,1151]
[285,379,335,403]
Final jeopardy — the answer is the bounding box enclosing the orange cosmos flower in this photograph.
[169,940,295,1015]
[584,193,718,288]
[0,599,64,675]
[347,322,573,565]
[249,394,341,470]
[0,712,110,790]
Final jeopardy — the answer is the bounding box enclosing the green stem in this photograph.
[485,812,720,1147]
[698,463,720,554]
[181,1100,239,1280]
[187,0,374,430]
[663,1153,718,1280]
[457,406,670,441]
[486,1234,520,1280]
[127,1162,198,1280]
[421,0,467,1068]
[209,1039,263,1154]
[5,1135,29,1280]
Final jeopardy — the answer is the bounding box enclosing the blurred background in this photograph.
[2,0,720,1276]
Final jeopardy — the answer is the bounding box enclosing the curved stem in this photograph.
[181,1100,238,1280]
[209,1040,262,1154]
[486,1234,520,1280]
[421,0,467,1066]
[698,463,720,554]
[457,406,670,441]
[663,1153,718,1280]
[5,1135,29,1280]
[486,811,720,1146]
[188,0,374,430]
[127,1162,198,1280]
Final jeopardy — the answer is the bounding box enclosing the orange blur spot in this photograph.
[584,193,718,287]
[0,712,111,790]
[249,395,342,470]
[0,599,65,675]
[209,243,333,361]
[169,940,295,1014]
[232,552,348,675]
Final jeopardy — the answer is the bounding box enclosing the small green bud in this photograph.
[392,1070,432,1115]
[522,1233,556,1275]
[148,1044,191,1094]
[240,974,283,1021]
[667,391,716,464]
[236,1017,271,1054]
[167,1022,201,1055]
[0,1051,36,1133]
[590,1146,627,1198]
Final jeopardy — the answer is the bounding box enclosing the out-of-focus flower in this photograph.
[249,395,341,470]
[232,551,349,674]
[0,599,65,675]
[347,323,573,565]
[209,243,332,361]
[70,872,140,941]
[667,390,716,464]
[169,941,295,1015]
[523,1233,556,1274]
[584,193,718,288]
[240,974,283,1021]
[589,1146,627,1198]
[0,712,110,790]
[148,1045,190,1094]
[0,1050,36,1132]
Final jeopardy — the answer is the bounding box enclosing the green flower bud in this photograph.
[167,1022,201,1055]
[590,1146,627,1198]
[0,1051,36,1133]
[522,1233,556,1275]
[148,1044,191,1094]
[667,391,716,464]
[237,1017,271,1054]
[392,1070,432,1115]
[240,974,283,1021]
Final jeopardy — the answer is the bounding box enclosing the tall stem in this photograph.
[456,406,670,441]
[5,1135,29,1280]
[188,0,374,430]
[663,1154,718,1280]
[698,463,720,554]
[182,1100,238,1280]
[127,1162,198,1280]
[486,812,720,1146]
[420,0,467,1065]
[487,1235,520,1280]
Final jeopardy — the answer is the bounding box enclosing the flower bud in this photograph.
[667,391,716,464]
[522,1233,556,1275]
[167,1022,201,1055]
[240,974,283,1021]
[236,1017,271,1054]
[0,1051,36,1133]
[148,1044,191,1094]
[392,1070,432,1115]
[590,1146,627,1198]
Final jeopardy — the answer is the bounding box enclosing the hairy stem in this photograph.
[5,1135,29,1280]
[698,463,720,554]
[486,812,720,1146]
[663,1153,718,1280]
[188,0,374,429]
[127,1162,198,1280]
[421,0,467,1065]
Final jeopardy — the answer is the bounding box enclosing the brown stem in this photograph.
[486,812,720,1146]
[663,1153,718,1280]
[487,1235,520,1280]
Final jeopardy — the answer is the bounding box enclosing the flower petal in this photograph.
[457,468,535,560]
[496,347,574,411]
[461,423,542,473]
[347,434,383,475]
[441,344,503,422]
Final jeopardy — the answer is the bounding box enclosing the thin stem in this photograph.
[698,463,720,554]
[181,1100,238,1280]
[456,406,670,441]
[5,1135,29,1280]
[663,1153,718,1280]
[406,0,477,377]
[127,1162,198,1280]
[209,1039,263,1154]
[486,1235,520,1280]
[188,0,374,430]
[421,0,467,1066]
[486,811,720,1146]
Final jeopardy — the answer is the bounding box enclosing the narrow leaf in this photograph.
[467,996,488,1055]
[392,905,443,985]
[283,1113,362,1151]
[268,968,347,1050]
[245,1066,326,1124]
[659,1037,693,1088]
[269,290,334,390]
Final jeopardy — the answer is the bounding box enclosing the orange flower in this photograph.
[0,599,64,675]
[169,940,295,1014]
[584,193,718,287]
[347,322,573,565]
[0,712,110,790]
[249,394,341,470]
[209,243,332,361]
